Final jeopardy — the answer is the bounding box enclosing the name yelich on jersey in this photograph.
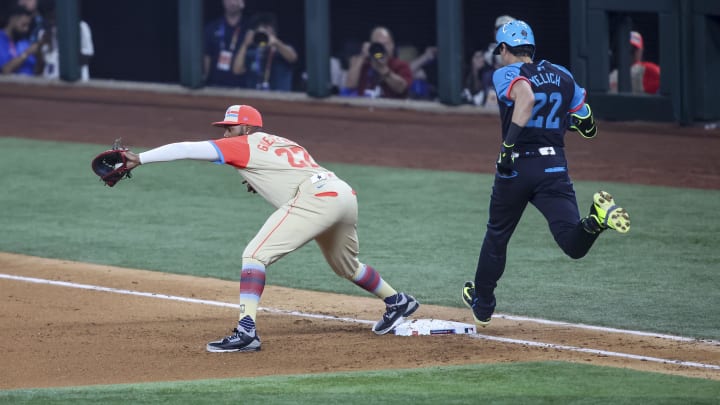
[528,72,561,87]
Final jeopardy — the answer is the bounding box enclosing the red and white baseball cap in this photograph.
[630,31,644,50]
[211,105,263,127]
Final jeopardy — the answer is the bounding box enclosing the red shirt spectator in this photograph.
[356,56,412,98]
[344,26,413,99]
[609,30,661,95]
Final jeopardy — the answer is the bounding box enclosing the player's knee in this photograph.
[563,248,588,260]
[242,256,269,267]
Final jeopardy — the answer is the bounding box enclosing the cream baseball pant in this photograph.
[243,173,361,278]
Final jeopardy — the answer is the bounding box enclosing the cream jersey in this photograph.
[212,132,331,208]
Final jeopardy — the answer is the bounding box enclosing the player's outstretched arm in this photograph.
[136,141,221,166]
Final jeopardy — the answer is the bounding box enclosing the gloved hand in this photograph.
[242,180,257,193]
[91,138,134,187]
[496,142,515,177]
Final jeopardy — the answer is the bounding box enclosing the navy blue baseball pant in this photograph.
[473,147,600,318]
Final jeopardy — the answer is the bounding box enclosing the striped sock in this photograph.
[239,315,256,332]
[238,261,266,325]
[352,264,397,300]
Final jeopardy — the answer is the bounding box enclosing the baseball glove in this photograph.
[91,138,133,187]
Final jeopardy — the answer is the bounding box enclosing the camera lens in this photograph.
[369,42,386,60]
[253,31,269,46]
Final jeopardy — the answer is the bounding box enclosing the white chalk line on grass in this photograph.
[2,273,719,371]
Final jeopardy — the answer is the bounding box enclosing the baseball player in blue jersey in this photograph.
[462,20,631,327]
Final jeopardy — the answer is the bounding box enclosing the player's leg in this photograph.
[313,191,419,335]
[207,191,340,352]
[467,176,529,326]
[531,173,602,259]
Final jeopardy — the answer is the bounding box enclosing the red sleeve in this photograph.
[211,136,250,169]
[505,76,532,101]
[642,62,661,94]
[390,58,413,87]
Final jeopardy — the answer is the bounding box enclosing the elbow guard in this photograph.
[569,104,597,139]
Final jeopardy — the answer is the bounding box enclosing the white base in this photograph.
[393,318,476,336]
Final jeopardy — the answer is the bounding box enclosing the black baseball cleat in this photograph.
[372,292,420,335]
[207,326,261,353]
[462,281,492,327]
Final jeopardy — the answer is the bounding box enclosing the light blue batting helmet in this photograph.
[493,20,535,55]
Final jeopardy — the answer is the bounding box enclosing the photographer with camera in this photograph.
[232,12,297,91]
[343,26,413,99]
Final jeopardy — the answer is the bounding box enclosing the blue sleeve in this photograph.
[574,104,590,117]
[554,63,586,112]
[492,64,522,106]
[0,35,12,69]
[208,140,225,165]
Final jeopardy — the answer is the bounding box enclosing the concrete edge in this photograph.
[0,75,498,116]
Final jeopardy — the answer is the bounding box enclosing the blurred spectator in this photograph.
[232,12,297,91]
[460,15,515,106]
[203,0,246,87]
[399,44,437,100]
[483,15,516,71]
[329,39,360,94]
[37,0,94,81]
[609,30,661,95]
[17,0,43,42]
[462,49,494,106]
[0,4,43,75]
[343,26,413,99]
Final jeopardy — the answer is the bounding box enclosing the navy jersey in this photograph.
[204,17,247,87]
[493,60,586,148]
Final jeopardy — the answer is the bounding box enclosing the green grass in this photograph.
[1,137,719,340]
[1,362,718,404]
[1,137,719,401]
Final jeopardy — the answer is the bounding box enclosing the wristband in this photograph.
[504,122,523,147]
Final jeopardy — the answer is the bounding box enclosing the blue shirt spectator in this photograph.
[0,5,41,75]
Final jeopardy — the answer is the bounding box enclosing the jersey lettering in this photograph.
[275,146,320,168]
[257,135,292,152]
[257,135,275,151]
[494,60,584,147]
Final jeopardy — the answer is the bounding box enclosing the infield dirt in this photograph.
[1,82,719,388]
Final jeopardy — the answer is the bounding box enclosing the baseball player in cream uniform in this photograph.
[124,104,419,352]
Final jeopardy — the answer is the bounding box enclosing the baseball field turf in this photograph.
[0,137,718,403]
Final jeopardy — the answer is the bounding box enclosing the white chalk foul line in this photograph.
[469,334,720,370]
[1,273,718,371]
[492,314,720,345]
